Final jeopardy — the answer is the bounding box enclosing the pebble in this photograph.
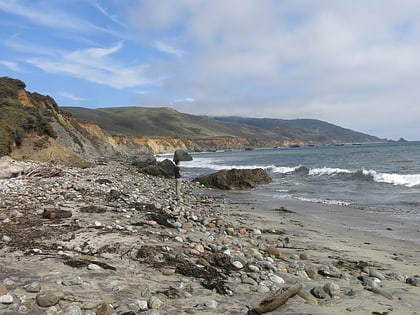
[204,299,218,309]
[0,284,7,295]
[0,294,13,304]
[323,282,341,299]
[0,159,417,314]
[23,281,41,293]
[232,261,244,269]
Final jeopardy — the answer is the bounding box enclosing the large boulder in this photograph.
[139,159,174,178]
[193,168,272,190]
[0,156,29,179]
[173,149,193,162]
[132,153,157,169]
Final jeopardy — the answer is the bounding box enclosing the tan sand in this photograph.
[224,190,420,314]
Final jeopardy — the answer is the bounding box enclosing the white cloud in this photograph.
[0,60,23,72]
[127,0,420,139]
[2,0,420,139]
[88,0,124,26]
[174,97,195,103]
[58,92,87,102]
[153,40,184,57]
[27,42,156,89]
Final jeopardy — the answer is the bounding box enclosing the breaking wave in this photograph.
[180,156,420,188]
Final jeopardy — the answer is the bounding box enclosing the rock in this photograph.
[148,296,163,309]
[0,294,13,304]
[311,286,329,299]
[204,299,218,309]
[193,168,272,190]
[0,156,28,179]
[265,246,282,258]
[36,292,60,307]
[323,282,340,299]
[0,284,7,295]
[62,305,83,315]
[406,275,420,287]
[140,159,175,178]
[232,261,244,269]
[2,235,12,242]
[369,268,386,280]
[23,281,41,293]
[173,149,193,162]
[96,303,114,315]
[132,154,157,168]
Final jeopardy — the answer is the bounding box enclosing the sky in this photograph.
[1,0,420,141]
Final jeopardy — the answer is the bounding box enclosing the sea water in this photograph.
[166,141,420,243]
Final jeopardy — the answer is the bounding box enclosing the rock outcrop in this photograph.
[193,168,272,190]
[173,149,193,162]
[139,159,175,178]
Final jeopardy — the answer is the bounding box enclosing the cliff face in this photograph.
[0,77,120,165]
[1,77,384,166]
[1,77,254,164]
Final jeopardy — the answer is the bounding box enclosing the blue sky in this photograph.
[1,0,420,140]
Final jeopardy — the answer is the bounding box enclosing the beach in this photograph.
[1,159,419,314]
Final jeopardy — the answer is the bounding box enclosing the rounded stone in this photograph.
[323,282,341,298]
[36,292,60,307]
[204,300,218,309]
[232,261,244,269]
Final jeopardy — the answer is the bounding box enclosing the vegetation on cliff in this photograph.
[0,78,57,156]
[63,106,382,145]
[0,76,384,163]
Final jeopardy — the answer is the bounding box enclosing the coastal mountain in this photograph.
[63,106,381,145]
[0,76,382,165]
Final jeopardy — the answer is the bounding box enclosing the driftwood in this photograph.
[24,165,65,178]
[247,283,303,315]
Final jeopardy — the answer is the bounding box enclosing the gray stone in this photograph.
[23,281,41,293]
[36,292,60,307]
[323,282,340,298]
[311,286,329,299]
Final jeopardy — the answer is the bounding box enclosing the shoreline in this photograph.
[1,160,420,314]
[226,188,420,246]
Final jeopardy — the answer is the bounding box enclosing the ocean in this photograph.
[164,141,420,243]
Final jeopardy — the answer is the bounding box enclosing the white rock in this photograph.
[232,261,244,269]
[269,274,285,284]
[0,294,13,304]
[87,263,101,270]
[2,235,12,242]
[204,300,218,309]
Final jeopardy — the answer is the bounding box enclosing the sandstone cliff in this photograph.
[1,77,383,166]
[1,78,256,164]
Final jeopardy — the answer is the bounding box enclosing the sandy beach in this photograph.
[1,159,420,314]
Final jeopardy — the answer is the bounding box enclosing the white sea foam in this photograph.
[363,169,420,187]
[182,156,274,171]
[298,197,351,206]
[309,167,352,176]
[271,165,301,173]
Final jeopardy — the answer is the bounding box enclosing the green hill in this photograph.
[62,106,382,144]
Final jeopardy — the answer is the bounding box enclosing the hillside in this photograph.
[62,106,382,144]
[0,76,384,165]
[213,117,381,144]
[62,106,275,139]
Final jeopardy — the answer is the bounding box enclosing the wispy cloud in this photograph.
[27,42,156,89]
[0,1,96,32]
[153,40,184,57]
[174,97,195,103]
[88,0,124,27]
[0,60,23,72]
[58,92,87,102]
[0,0,123,37]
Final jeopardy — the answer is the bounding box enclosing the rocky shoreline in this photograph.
[1,159,420,315]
